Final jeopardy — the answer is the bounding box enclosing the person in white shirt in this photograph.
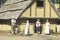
[11,18,16,26]
[25,20,30,36]
[36,18,41,34]
[45,19,50,35]
[11,18,16,34]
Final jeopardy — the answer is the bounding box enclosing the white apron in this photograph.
[45,22,50,34]
[25,23,29,35]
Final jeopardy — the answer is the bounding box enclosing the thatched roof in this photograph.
[0,0,33,19]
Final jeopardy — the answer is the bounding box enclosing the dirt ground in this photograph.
[0,31,60,40]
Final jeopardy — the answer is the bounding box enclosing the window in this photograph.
[51,0,60,4]
[0,0,7,7]
[56,0,60,4]
[37,0,44,7]
[0,1,2,7]
[51,0,56,4]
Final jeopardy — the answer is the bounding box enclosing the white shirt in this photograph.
[11,19,16,25]
[36,21,41,27]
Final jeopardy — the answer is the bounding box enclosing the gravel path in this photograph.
[0,34,60,40]
[0,31,60,40]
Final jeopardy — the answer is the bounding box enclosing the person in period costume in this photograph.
[36,18,42,34]
[11,18,16,34]
[45,19,50,35]
[25,20,30,36]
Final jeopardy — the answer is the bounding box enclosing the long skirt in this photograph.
[45,26,50,34]
[25,26,30,35]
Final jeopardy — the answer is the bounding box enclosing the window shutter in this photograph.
[56,0,60,4]
[51,0,56,4]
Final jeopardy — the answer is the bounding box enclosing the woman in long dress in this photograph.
[45,19,50,35]
[25,20,30,36]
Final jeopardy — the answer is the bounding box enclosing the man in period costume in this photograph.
[36,18,42,34]
[11,18,16,34]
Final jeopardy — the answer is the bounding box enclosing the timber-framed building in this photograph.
[0,0,60,34]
